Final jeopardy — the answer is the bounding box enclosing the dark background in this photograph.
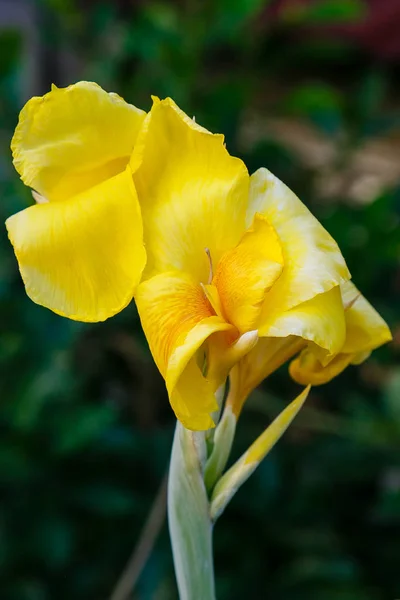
[0,1,399,599]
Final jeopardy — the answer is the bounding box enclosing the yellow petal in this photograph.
[12,81,145,201]
[259,285,346,355]
[135,272,233,430]
[207,329,259,393]
[228,336,304,416]
[227,286,346,415]
[6,168,146,322]
[201,283,225,320]
[248,168,350,325]
[289,350,353,385]
[289,282,392,385]
[213,214,283,333]
[341,281,392,354]
[131,97,249,283]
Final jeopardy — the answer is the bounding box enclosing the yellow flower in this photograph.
[131,98,350,430]
[289,281,392,385]
[6,81,147,321]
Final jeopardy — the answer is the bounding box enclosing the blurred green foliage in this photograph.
[0,0,399,598]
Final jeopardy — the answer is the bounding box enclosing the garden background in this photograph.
[0,0,399,598]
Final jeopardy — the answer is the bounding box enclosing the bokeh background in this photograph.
[1,1,400,599]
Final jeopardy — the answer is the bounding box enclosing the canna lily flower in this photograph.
[131,98,351,430]
[289,281,392,385]
[6,82,147,321]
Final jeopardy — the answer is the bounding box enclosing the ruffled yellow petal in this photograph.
[6,168,146,322]
[213,214,283,333]
[259,285,346,356]
[135,272,233,430]
[12,81,145,201]
[227,285,346,415]
[289,282,392,385]
[341,281,392,354]
[131,97,249,283]
[248,168,350,326]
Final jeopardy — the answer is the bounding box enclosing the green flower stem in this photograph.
[168,422,216,600]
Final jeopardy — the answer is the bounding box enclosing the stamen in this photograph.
[205,247,213,284]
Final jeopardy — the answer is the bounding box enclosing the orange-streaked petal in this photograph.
[12,81,145,201]
[213,214,283,333]
[131,97,249,283]
[201,283,225,320]
[247,168,350,326]
[135,272,233,429]
[6,167,146,322]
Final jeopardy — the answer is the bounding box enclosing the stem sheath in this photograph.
[168,422,215,600]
